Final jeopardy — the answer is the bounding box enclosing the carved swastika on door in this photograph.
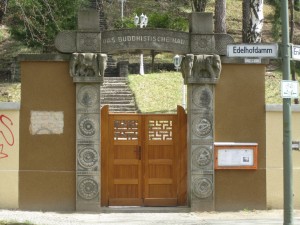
[114,120,138,141]
[148,120,173,141]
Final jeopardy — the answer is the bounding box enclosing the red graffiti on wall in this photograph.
[0,115,15,159]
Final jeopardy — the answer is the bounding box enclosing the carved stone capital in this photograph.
[70,53,107,83]
[181,54,221,84]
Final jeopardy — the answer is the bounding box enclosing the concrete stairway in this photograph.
[100,77,140,113]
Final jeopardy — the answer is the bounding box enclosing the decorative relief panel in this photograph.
[77,33,101,52]
[54,31,77,53]
[191,35,215,54]
[78,145,99,170]
[78,114,99,139]
[192,176,213,199]
[192,116,213,138]
[192,146,213,169]
[77,176,99,201]
[148,120,173,141]
[192,86,212,109]
[114,120,138,141]
[77,85,99,109]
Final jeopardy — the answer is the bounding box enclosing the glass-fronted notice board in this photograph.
[214,142,258,170]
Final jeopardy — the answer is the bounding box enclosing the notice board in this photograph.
[214,142,258,170]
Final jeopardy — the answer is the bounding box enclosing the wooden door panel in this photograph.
[144,115,177,206]
[103,106,187,207]
[108,115,143,206]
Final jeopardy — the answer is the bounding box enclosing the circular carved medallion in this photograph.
[192,117,212,138]
[192,177,213,199]
[192,147,212,168]
[78,85,98,108]
[78,147,98,169]
[78,177,99,200]
[79,116,96,137]
[192,87,212,108]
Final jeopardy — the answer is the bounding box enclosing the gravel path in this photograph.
[0,209,300,225]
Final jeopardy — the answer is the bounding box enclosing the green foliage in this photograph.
[269,0,281,41]
[6,0,86,48]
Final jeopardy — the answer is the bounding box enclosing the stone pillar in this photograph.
[183,13,221,211]
[182,54,221,211]
[70,53,107,211]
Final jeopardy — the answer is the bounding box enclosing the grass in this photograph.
[128,72,183,113]
[127,68,294,113]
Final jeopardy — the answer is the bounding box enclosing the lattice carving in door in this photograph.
[148,120,173,141]
[114,120,139,141]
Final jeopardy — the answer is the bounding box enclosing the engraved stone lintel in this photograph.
[77,33,101,52]
[190,35,216,54]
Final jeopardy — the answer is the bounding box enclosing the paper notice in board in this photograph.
[218,149,254,166]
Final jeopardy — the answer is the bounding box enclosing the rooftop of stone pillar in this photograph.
[189,13,213,34]
[78,9,100,32]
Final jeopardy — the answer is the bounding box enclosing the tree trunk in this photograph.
[243,0,264,43]
[214,0,226,33]
[289,0,299,104]
[248,0,264,43]
[242,0,250,42]
[0,0,8,24]
[191,0,207,12]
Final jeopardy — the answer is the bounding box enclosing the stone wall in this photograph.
[0,102,20,209]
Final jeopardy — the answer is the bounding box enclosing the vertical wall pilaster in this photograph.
[70,53,107,211]
[187,84,215,211]
[75,82,101,211]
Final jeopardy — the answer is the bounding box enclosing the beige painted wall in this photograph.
[266,105,300,209]
[0,103,20,209]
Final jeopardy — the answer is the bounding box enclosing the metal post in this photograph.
[281,0,294,224]
[119,0,126,21]
[140,53,144,75]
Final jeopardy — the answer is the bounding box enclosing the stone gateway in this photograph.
[16,9,267,213]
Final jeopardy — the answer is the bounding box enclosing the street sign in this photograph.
[227,44,278,58]
[292,44,300,61]
[281,80,299,98]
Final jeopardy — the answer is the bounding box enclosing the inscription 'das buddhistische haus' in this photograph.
[102,35,187,45]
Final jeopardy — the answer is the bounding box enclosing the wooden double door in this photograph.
[101,106,187,207]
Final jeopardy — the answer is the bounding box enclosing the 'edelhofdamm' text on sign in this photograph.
[227,44,278,58]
